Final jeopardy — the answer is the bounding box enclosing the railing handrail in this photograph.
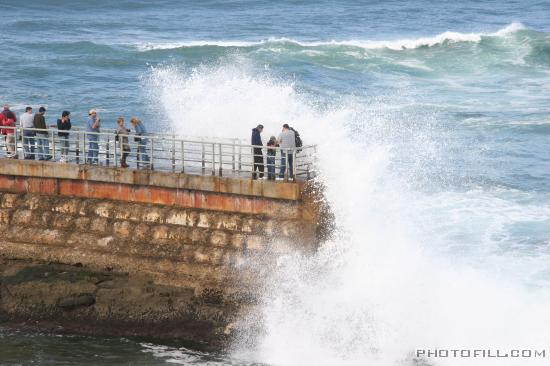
[41,124,246,144]
[12,126,311,153]
[1,125,317,182]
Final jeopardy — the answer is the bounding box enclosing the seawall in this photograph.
[0,159,327,347]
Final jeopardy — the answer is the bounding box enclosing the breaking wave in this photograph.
[147,58,550,365]
[135,22,526,51]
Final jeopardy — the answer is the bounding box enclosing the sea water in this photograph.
[0,0,549,365]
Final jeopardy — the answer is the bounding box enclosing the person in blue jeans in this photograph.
[86,109,101,164]
[277,124,296,179]
[266,136,278,180]
[131,117,150,168]
[20,107,36,159]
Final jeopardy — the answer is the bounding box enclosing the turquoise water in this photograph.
[1,1,550,365]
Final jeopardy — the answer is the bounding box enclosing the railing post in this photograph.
[171,135,176,173]
[51,130,56,161]
[76,132,80,163]
[181,140,185,173]
[106,135,110,166]
[218,143,223,177]
[114,134,118,167]
[211,143,215,176]
[201,143,206,174]
[83,132,87,163]
[238,144,242,173]
[292,148,297,181]
[14,127,19,159]
[285,149,289,182]
[150,138,154,170]
[232,141,236,173]
[136,137,140,169]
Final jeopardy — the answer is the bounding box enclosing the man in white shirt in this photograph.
[277,123,296,180]
[20,106,35,159]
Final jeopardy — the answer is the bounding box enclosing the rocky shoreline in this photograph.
[0,258,235,349]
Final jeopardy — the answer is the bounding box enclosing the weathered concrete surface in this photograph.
[0,159,301,200]
[0,160,330,345]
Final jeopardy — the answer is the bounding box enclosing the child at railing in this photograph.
[266,136,278,180]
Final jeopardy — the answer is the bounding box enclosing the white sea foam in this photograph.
[135,22,525,52]
[135,40,263,51]
[147,58,550,366]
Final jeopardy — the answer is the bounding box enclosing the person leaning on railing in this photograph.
[33,107,52,161]
[130,117,150,168]
[116,117,131,168]
[0,104,17,159]
[86,109,101,164]
[56,111,72,163]
[20,106,35,160]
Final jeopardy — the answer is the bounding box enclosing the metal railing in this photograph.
[0,126,317,182]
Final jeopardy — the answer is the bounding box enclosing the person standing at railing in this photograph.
[266,135,278,180]
[86,109,101,164]
[0,104,17,158]
[116,117,131,168]
[130,117,149,168]
[251,124,264,179]
[57,111,72,163]
[33,107,51,161]
[20,107,35,160]
[277,123,296,180]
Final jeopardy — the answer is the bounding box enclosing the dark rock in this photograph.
[57,293,96,309]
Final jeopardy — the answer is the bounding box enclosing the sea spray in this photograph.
[148,56,550,366]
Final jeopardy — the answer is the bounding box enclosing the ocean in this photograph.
[0,0,549,365]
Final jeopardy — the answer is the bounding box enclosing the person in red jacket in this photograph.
[0,104,18,158]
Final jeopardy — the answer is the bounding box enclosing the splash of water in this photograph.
[147,60,550,366]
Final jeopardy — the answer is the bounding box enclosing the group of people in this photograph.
[0,104,150,168]
[1,104,62,161]
[2,103,304,179]
[251,123,302,180]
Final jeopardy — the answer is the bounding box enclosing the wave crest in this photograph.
[134,22,527,52]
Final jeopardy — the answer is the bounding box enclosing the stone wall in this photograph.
[0,160,326,346]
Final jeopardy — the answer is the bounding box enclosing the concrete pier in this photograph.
[0,159,326,346]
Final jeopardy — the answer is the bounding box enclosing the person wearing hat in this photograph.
[251,124,264,179]
[57,111,72,163]
[33,106,51,160]
[86,109,101,164]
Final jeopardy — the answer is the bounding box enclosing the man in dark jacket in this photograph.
[33,107,51,160]
[251,124,264,179]
[57,111,72,162]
